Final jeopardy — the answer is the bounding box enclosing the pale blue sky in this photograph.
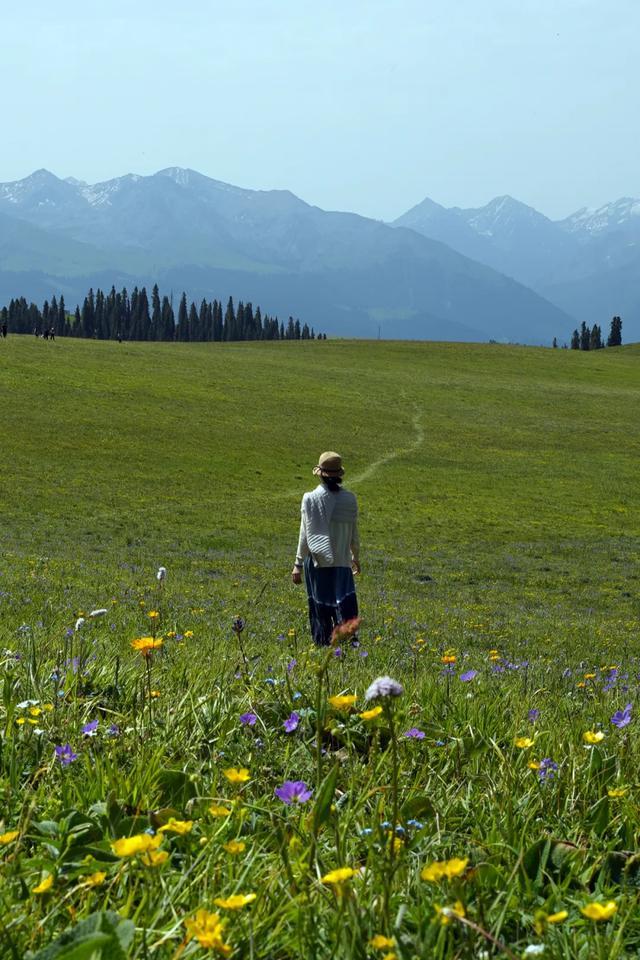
[2,0,638,220]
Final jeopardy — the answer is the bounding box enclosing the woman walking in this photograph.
[291,451,360,645]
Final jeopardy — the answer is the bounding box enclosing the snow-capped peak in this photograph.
[561,197,640,235]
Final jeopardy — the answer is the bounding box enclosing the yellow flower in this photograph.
[184,630,194,638]
[514,737,535,749]
[223,840,246,855]
[583,730,605,744]
[369,934,395,949]
[42,704,54,712]
[84,871,107,886]
[441,655,456,664]
[223,767,250,784]
[214,893,257,910]
[583,673,596,679]
[29,706,42,717]
[581,901,617,921]
[528,760,541,770]
[184,909,231,955]
[131,636,163,656]
[608,787,628,798]
[321,866,356,884]
[148,610,160,619]
[435,900,466,925]
[328,694,358,711]
[209,805,232,817]
[111,833,162,857]
[32,874,54,894]
[421,857,468,882]
[140,850,169,867]
[158,818,193,835]
[0,830,19,845]
[359,706,383,721]
[547,910,568,924]
[16,718,26,725]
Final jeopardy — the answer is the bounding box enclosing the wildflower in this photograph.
[538,758,558,781]
[214,893,257,910]
[158,818,194,835]
[223,767,250,784]
[331,617,361,643]
[184,909,231,955]
[75,617,85,631]
[287,658,297,672]
[111,833,162,857]
[274,780,313,804]
[108,723,120,736]
[232,617,245,634]
[514,737,535,749]
[547,910,568,924]
[360,706,383,720]
[283,711,300,733]
[131,636,163,656]
[209,805,232,817]
[321,866,356,884]
[528,709,540,722]
[184,630,194,638]
[523,947,545,957]
[581,901,617,921]
[32,874,54,894]
[460,670,478,682]
[0,830,19,845]
[223,840,246,855]
[370,934,395,949]
[240,712,257,726]
[157,566,167,581]
[82,720,99,737]
[55,744,78,766]
[583,730,605,744]
[441,655,456,665]
[29,706,42,717]
[328,694,358,711]
[148,610,160,620]
[435,900,465,925]
[421,857,468,882]
[84,871,107,886]
[611,703,632,729]
[140,850,169,867]
[89,608,108,618]
[403,727,426,739]
[608,787,628,798]
[364,676,403,701]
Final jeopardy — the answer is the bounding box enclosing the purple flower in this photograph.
[240,712,257,727]
[287,659,297,673]
[403,727,425,739]
[82,719,99,737]
[460,670,478,682]
[274,780,313,804]
[528,709,540,723]
[107,723,120,736]
[538,758,558,782]
[55,744,78,766]
[283,711,300,733]
[611,703,632,729]
[333,647,342,658]
[232,617,245,634]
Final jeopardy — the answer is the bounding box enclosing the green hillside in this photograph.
[1,336,640,959]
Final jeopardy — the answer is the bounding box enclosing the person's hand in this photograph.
[352,560,361,575]
[291,566,302,584]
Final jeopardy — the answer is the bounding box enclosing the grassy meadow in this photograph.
[0,334,639,959]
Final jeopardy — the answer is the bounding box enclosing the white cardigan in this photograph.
[295,484,360,568]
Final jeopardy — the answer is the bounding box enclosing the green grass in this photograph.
[0,335,639,959]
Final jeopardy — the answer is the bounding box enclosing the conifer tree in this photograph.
[607,315,622,347]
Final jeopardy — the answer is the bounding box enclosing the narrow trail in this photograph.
[349,408,424,486]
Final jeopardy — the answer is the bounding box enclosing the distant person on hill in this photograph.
[1,321,6,338]
[292,451,360,645]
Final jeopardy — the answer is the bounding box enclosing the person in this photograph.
[292,451,360,645]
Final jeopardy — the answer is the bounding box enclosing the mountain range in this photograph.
[0,167,637,343]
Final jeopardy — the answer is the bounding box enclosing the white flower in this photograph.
[364,676,404,701]
[157,566,167,582]
[17,699,40,709]
[89,608,107,618]
[75,617,85,632]
[524,946,545,957]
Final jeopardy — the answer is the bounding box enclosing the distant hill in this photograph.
[393,194,640,340]
[0,168,572,344]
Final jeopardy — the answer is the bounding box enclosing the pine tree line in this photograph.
[566,316,622,351]
[0,285,326,342]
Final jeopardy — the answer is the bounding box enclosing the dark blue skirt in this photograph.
[304,558,358,646]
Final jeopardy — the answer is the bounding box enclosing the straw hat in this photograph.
[312,451,345,477]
